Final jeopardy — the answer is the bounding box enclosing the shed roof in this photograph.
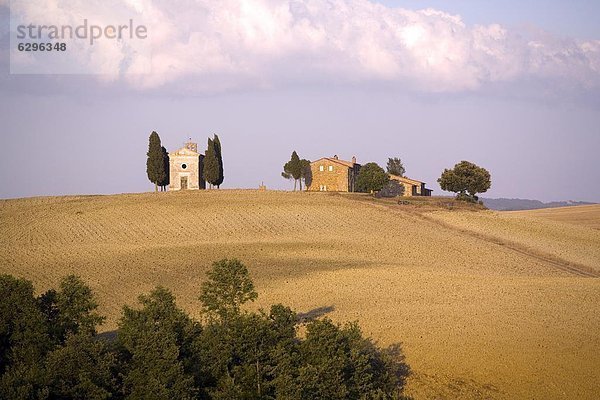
[389,174,426,185]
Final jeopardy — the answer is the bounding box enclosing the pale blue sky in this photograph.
[1,1,599,202]
[377,0,600,39]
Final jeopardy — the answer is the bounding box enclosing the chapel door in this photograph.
[181,176,188,190]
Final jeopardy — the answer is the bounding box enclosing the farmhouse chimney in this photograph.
[352,156,356,164]
[333,155,338,160]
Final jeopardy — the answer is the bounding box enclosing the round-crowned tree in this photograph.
[438,160,491,202]
[356,163,389,193]
[199,259,258,320]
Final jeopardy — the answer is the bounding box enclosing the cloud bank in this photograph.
[6,0,600,94]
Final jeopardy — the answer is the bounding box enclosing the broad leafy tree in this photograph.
[282,151,303,191]
[39,275,105,345]
[199,259,258,320]
[118,287,199,399]
[386,157,405,177]
[45,334,117,399]
[146,131,167,192]
[0,275,52,399]
[356,162,389,193]
[438,160,491,202]
[56,275,105,339]
[274,318,409,399]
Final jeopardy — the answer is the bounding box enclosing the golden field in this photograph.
[1,190,599,399]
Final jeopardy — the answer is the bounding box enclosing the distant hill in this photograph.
[482,198,596,211]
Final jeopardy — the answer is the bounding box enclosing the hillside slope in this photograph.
[1,190,599,399]
[508,204,600,229]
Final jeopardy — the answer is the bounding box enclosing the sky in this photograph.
[0,0,599,202]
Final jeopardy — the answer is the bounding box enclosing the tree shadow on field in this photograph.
[97,330,118,342]
[296,305,335,323]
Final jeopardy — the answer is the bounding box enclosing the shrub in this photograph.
[376,180,405,198]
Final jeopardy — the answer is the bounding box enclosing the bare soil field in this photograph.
[509,204,600,230]
[1,190,599,399]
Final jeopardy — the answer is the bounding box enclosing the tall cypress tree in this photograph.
[146,131,166,193]
[213,135,224,188]
[159,146,170,191]
[203,138,219,189]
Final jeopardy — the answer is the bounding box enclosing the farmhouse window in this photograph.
[319,165,324,171]
[328,165,333,171]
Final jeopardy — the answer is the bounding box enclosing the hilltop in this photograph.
[1,190,599,399]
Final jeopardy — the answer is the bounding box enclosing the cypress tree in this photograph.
[299,158,311,190]
[146,131,166,192]
[213,135,224,188]
[203,138,219,189]
[160,146,170,191]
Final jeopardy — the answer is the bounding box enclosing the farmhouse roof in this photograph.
[389,174,426,185]
[311,156,358,168]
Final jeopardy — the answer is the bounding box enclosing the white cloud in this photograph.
[7,0,600,93]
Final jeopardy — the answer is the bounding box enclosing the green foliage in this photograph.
[0,267,411,400]
[282,151,302,191]
[199,259,258,320]
[38,275,105,346]
[159,146,170,190]
[300,158,312,190]
[0,275,51,399]
[45,334,117,399]
[213,134,224,188]
[438,160,491,201]
[203,137,220,189]
[146,131,167,192]
[386,157,406,177]
[118,287,199,399]
[274,318,409,399]
[356,162,390,193]
[54,275,105,340]
[199,304,298,399]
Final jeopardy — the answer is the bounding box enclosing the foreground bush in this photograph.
[0,260,410,399]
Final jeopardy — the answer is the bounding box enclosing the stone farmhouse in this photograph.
[389,174,432,197]
[306,155,361,192]
[169,141,205,191]
[307,155,432,196]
